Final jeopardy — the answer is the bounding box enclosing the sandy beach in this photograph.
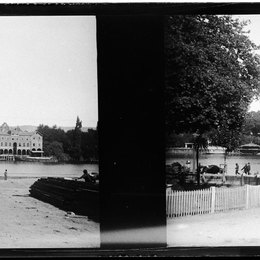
[0,177,99,248]
[167,207,260,247]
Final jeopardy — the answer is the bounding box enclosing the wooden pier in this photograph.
[29,177,99,221]
[0,155,15,161]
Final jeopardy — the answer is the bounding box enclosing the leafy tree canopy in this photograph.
[75,116,82,131]
[165,15,260,145]
[37,120,98,162]
[243,110,260,136]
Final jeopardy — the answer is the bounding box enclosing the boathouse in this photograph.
[238,142,260,155]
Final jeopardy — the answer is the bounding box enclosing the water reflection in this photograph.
[0,161,99,178]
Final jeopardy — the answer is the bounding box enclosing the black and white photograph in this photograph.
[165,14,260,247]
[0,15,99,248]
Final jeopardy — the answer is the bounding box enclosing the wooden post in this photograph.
[222,171,226,184]
[241,174,244,186]
[210,186,215,213]
[196,146,200,186]
[245,184,249,209]
[192,147,196,175]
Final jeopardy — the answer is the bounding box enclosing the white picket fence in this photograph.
[166,185,260,218]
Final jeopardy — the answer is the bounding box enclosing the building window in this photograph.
[12,138,14,140]
[27,143,29,147]
[33,143,35,146]
[5,142,7,146]
[9,143,11,146]
[23,143,25,147]
[19,143,21,146]
[0,142,2,146]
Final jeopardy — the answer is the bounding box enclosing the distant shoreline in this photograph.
[15,125,96,133]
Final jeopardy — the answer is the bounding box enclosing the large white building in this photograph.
[0,122,43,157]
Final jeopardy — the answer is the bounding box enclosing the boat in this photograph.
[238,143,260,155]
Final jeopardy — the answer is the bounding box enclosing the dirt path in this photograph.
[0,178,99,248]
[167,207,260,247]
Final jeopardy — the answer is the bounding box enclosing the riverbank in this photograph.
[0,177,99,248]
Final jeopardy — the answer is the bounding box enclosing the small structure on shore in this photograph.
[166,143,226,155]
[238,143,260,155]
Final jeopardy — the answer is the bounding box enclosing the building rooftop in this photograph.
[240,142,260,148]
[0,123,40,136]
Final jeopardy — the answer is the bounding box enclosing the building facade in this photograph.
[0,123,43,157]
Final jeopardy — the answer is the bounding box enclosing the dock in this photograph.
[29,177,99,221]
[0,155,15,161]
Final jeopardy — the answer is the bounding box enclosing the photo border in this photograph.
[1,2,260,257]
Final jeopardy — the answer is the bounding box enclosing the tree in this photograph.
[208,123,243,174]
[44,141,70,161]
[192,132,208,186]
[81,129,98,161]
[68,116,83,161]
[166,132,194,147]
[165,15,260,184]
[37,124,70,161]
[75,116,82,131]
[242,111,260,136]
[36,120,99,162]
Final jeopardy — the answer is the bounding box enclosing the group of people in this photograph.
[235,162,251,175]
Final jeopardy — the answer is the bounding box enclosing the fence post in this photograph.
[241,174,244,186]
[222,172,226,183]
[210,186,215,213]
[245,184,249,209]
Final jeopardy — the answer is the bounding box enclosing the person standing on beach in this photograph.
[235,163,239,175]
[4,169,7,180]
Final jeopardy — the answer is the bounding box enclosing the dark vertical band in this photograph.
[97,15,166,249]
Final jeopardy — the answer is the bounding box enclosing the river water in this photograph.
[166,153,260,175]
[0,161,99,179]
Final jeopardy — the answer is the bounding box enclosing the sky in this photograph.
[0,16,97,128]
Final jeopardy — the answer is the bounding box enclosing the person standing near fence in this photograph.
[185,160,191,172]
[241,163,248,175]
[247,162,251,175]
[235,163,239,175]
